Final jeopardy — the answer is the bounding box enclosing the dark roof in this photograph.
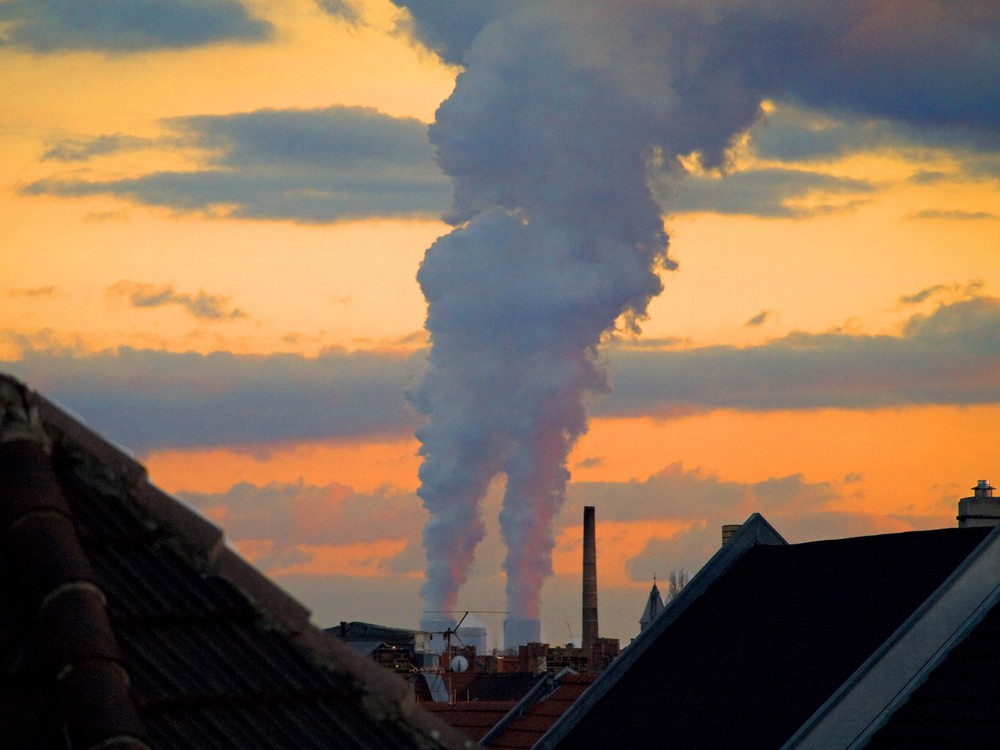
[423,702,519,743]
[538,515,993,749]
[864,599,1000,748]
[0,374,474,750]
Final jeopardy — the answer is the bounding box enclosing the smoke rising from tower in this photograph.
[409,3,762,626]
[404,0,999,631]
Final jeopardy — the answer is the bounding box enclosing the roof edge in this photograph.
[783,522,1000,749]
[479,670,553,746]
[293,627,477,750]
[534,513,786,750]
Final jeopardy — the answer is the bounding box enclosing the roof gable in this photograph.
[785,520,1000,748]
[538,516,990,749]
[537,512,786,748]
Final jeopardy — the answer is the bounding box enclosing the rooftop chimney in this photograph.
[957,480,1000,528]
[582,506,598,657]
[721,524,742,545]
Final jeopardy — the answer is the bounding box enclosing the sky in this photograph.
[2,0,999,647]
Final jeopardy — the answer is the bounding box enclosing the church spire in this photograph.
[639,577,664,632]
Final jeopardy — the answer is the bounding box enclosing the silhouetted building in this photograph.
[535,513,1000,749]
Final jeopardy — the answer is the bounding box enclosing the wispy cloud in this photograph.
[42,134,155,162]
[23,106,451,224]
[657,167,874,219]
[5,285,58,299]
[0,0,272,53]
[897,280,984,306]
[745,310,774,327]
[107,280,247,321]
[911,209,998,221]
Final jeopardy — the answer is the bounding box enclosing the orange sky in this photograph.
[3,0,999,644]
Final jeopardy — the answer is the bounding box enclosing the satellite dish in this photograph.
[449,655,469,673]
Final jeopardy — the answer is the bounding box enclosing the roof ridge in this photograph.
[0,375,151,749]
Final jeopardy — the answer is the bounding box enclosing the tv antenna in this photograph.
[423,610,507,702]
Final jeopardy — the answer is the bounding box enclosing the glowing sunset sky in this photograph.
[3,0,999,645]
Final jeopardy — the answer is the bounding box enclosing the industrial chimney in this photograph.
[582,506,598,656]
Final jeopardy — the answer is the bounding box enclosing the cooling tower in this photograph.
[503,618,541,651]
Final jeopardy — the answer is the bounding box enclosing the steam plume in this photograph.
[409,3,761,621]
[406,0,999,623]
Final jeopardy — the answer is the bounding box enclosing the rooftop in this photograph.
[0,374,472,749]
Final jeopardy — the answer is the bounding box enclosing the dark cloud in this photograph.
[394,1,1000,138]
[106,281,247,321]
[3,298,998,452]
[659,166,874,218]
[314,0,364,25]
[745,310,774,327]
[389,1,512,65]
[23,106,450,224]
[3,346,426,452]
[750,104,1000,165]
[41,134,154,162]
[600,297,1000,418]
[0,0,272,53]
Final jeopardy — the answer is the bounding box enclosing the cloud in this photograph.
[912,209,998,221]
[750,103,1000,165]
[3,298,998,453]
[41,134,154,162]
[558,463,911,585]
[389,1,512,65]
[5,285,58,299]
[898,280,984,306]
[2,345,427,452]
[394,1,1000,138]
[658,166,874,218]
[107,281,247,321]
[0,0,272,53]
[599,296,1000,417]
[22,106,450,224]
[178,479,427,578]
[182,479,423,546]
[745,310,774,327]
[314,0,364,25]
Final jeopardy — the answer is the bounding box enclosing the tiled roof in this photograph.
[416,671,542,704]
[0,374,474,750]
[538,516,993,749]
[485,673,596,750]
[423,701,518,743]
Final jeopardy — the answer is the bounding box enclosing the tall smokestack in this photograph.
[582,505,598,656]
